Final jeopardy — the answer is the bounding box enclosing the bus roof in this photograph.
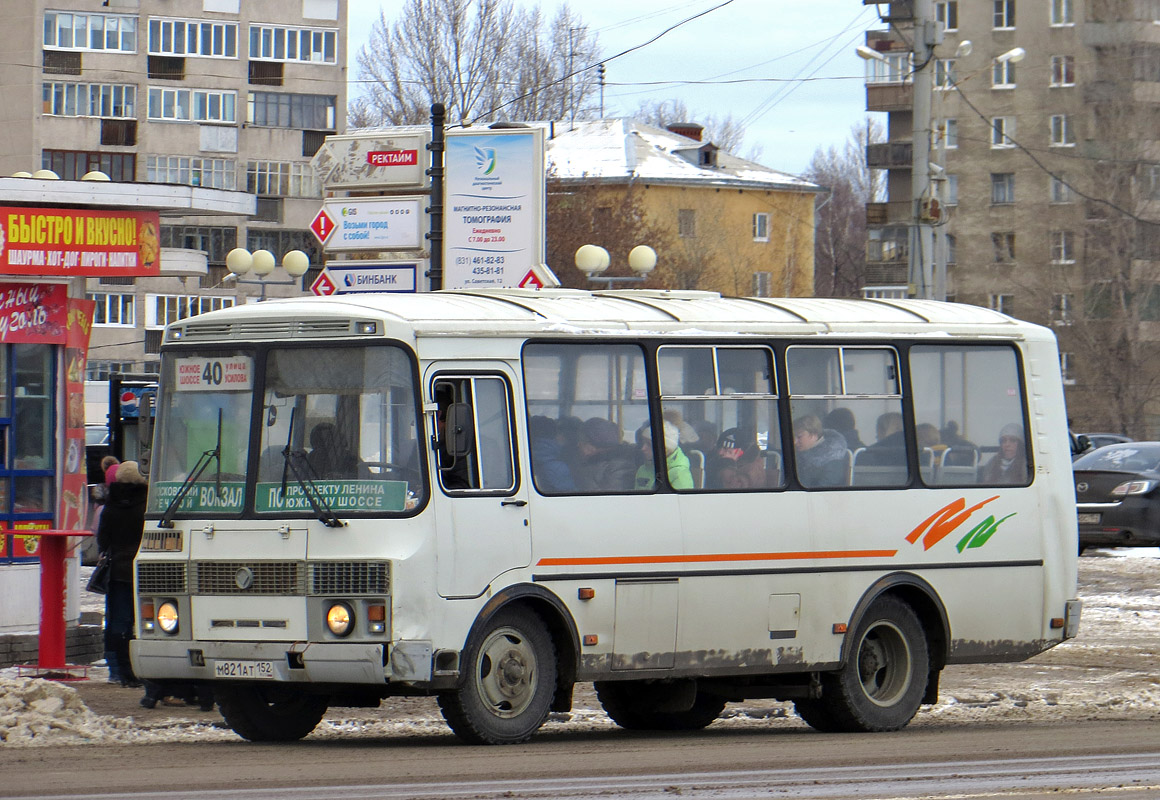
[170,289,1051,343]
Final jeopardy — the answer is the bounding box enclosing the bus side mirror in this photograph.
[444,402,474,458]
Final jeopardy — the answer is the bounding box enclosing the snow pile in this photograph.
[0,676,134,746]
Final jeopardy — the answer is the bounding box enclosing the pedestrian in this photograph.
[95,460,147,687]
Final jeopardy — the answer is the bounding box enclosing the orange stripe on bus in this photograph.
[535,550,899,567]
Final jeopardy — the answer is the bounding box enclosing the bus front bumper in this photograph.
[131,639,389,685]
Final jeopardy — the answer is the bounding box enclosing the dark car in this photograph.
[1074,442,1160,552]
[1079,432,1134,451]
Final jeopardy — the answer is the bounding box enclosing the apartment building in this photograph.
[1,0,346,378]
[862,0,1160,435]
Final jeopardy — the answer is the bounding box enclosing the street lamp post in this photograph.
[575,244,657,289]
[225,248,311,301]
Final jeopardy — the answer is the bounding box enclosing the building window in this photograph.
[991,173,1015,204]
[248,61,283,86]
[246,230,320,272]
[87,293,135,326]
[249,24,337,64]
[946,233,957,264]
[867,227,908,262]
[935,59,957,89]
[100,119,137,147]
[43,12,137,52]
[247,91,336,130]
[246,160,320,197]
[866,53,911,85]
[146,155,236,190]
[148,18,238,58]
[992,232,1016,262]
[753,212,769,242]
[678,209,696,238]
[993,0,1016,29]
[988,294,1014,315]
[145,294,236,328]
[1050,174,1075,203]
[991,116,1016,148]
[1060,352,1075,385]
[752,272,772,297]
[946,174,959,206]
[1051,55,1075,86]
[1053,293,1074,324]
[42,50,81,76]
[936,1,959,31]
[42,150,135,181]
[86,360,140,381]
[1051,230,1076,263]
[147,87,237,123]
[1050,114,1075,146]
[1051,0,1073,25]
[935,118,958,148]
[160,226,237,263]
[992,58,1017,89]
[1148,164,1160,200]
[42,82,136,118]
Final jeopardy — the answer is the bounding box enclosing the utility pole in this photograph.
[909,0,942,300]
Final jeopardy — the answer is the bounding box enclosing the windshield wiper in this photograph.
[275,407,343,528]
[281,447,344,528]
[158,409,223,529]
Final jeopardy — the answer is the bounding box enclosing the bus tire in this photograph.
[595,681,726,731]
[438,606,557,745]
[798,596,928,733]
[214,685,328,742]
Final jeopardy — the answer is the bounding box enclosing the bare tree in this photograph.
[353,0,600,127]
[545,178,672,288]
[804,119,884,297]
[632,99,749,155]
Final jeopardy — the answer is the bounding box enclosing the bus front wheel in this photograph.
[438,606,557,745]
[794,596,928,733]
[214,685,329,742]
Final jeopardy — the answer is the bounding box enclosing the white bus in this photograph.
[132,289,1080,744]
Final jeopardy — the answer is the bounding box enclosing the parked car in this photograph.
[1079,432,1134,451]
[1074,442,1160,553]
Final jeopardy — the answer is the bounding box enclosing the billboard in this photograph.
[317,197,424,251]
[0,207,160,277]
[443,128,545,290]
[310,132,430,190]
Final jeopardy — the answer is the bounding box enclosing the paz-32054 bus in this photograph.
[132,289,1080,744]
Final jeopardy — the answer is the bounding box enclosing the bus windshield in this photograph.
[149,344,424,518]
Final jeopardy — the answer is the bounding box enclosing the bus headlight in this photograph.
[326,602,354,637]
[156,601,180,635]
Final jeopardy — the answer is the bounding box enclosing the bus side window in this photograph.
[434,376,516,493]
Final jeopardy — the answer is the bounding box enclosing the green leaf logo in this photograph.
[955,512,1016,552]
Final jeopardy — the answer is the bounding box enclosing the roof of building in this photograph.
[544,118,823,194]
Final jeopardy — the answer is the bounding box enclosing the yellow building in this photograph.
[545,119,822,296]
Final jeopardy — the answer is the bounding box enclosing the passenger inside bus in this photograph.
[824,407,865,451]
[979,423,1029,485]
[710,427,768,489]
[528,415,576,493]
[793,414,849,487]
[633,420,693,491]
[305,422,359,480]
[576,417,636,492]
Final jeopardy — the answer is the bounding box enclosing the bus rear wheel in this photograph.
[595,680,726,731]
[215,685,329,742]
[794,596,928,733]
[438,606,557,745]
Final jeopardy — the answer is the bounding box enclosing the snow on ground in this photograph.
[2,550,1158,747]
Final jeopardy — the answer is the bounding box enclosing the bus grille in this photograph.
[195,561,303,595]
[310,562,390,595]
[137,562,188,594]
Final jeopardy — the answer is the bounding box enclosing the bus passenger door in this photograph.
[427,367,531,599]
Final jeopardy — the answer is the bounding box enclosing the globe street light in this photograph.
[576,245,657,289]
[225,247,311,301]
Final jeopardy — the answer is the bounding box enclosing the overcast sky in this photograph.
[345,0,879,177]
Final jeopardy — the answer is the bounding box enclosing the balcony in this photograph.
[866,142,913,169]
[866,83,914,113]
[866,201,912,226]
[863,0,914,22]
[865,262,909,286]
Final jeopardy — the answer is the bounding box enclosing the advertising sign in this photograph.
[321,198,424,251]
[0,207,160,277]
[324,262,419,293]
[310,132,430,190]
[443,128,546,289]
[174,356,254,392]
[0,283,72,344]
